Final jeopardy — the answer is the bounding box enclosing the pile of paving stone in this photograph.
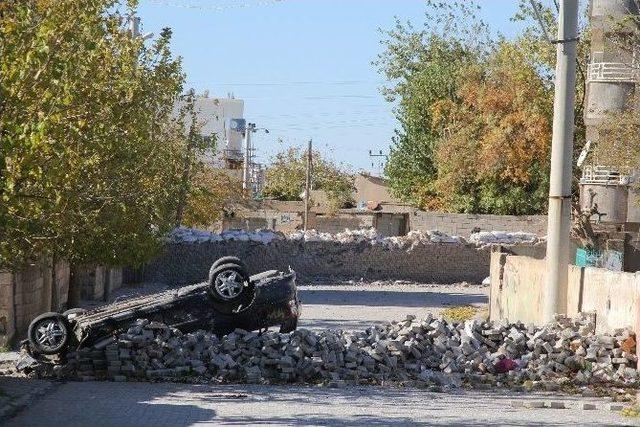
[55,313,638,389]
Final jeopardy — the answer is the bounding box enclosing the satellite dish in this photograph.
[229,118,246,132]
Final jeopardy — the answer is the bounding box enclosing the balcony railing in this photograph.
[581,165,629,185]
[587,62,638,83]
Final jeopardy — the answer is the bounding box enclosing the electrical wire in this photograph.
[146,0,286,13]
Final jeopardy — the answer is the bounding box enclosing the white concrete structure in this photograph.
[581,0,640,224]
[174,95,245,168]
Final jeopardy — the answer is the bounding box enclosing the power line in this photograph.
[146,0,286,13]
[185,79,385,87]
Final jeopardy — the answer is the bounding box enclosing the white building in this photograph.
[174,94,245,168]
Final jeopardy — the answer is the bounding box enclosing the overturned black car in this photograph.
[24,257,300,357]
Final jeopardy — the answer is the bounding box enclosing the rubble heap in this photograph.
[289,229,462,246]
[57,313,638,389]
[469,231,540,247]
[168,227,540,248]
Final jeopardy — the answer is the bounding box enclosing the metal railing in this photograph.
[223,148,243,161]
[587,62,638,83]
[581,165,627,184]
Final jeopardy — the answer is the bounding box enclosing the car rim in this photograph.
[214,270,244,299]
[35,319,66,351]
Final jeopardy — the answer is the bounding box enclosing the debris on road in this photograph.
[36,312,638,392]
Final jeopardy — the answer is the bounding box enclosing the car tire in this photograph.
[209,256,247,277]
[208,263,254,303]
[28,312,70,355]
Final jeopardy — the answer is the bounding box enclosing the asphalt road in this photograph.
[5,381,636,426]
[4,280,638,426]
[296,280,488,331]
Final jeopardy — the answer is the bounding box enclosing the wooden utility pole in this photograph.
[304,139,312,231]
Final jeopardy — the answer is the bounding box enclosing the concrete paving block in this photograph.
[549,401,566,409]
[526,401,546,409]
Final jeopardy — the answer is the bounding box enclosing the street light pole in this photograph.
[129,15,140,37]
[243,123,253,194]
[304,139,312,231]
[544,0,579,323]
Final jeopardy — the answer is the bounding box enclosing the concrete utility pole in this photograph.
[544,0,579,323]
[304,140,312,231]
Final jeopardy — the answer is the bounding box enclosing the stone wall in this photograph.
[143,240,491,286]
[411,212,547,237]
[0,259,70,345]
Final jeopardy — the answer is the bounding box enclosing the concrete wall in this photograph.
[411,212,547,237]
[374,213,408,237]
[490,252,640,333]
[0,259,70,344]
[580,183,629,223]
[143,240,492,286]
[315,214,374,235]
[353,174,402,205]
[72,265,123,303]
[225,210,307,235]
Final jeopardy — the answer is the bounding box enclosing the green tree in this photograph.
[376,0,589,214]
[0,0,200,268]
[512,0,590,167]
[375,1,490,210]
[263,147,355,213]
[433,42,553,214]
[181,166,243,228]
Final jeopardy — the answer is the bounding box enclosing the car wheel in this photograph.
[280,317,298,333]
[208,263,253,303]
[28,312,70,355]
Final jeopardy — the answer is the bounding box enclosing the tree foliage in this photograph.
[377,0,589,214]
[593,108,640,174]
[181,166,242,228]
[433,42,554,214]
[0,0,211,268]
[375,1,488,211]
[263,147,355,212]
